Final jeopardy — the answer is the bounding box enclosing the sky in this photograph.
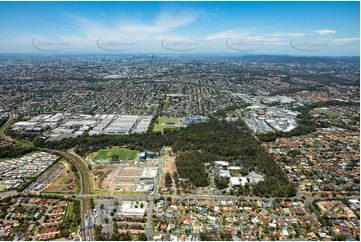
[0,1,359,56]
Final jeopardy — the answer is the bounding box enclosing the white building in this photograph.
[215,161,229,167]
[230,177,240,186]
[247,171,265,183]
[219,170,230,178]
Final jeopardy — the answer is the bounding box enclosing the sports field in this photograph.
[153,117,182,132]
[93,148,138,161]
[149,104,159,110]
[315,108,339,117]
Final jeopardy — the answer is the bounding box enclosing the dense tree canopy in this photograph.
[37,118,296,197]
[176,151,220,187]
[0,146,35,159]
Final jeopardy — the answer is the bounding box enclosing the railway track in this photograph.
[0,111,94,240]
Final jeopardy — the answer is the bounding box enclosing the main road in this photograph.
[0,110,94,241]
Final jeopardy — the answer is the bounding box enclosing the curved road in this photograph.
[0,112,93,240]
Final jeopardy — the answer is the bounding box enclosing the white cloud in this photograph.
[206,30,305,42]
[332,37,359,43]
[205,29,255,40]
[63,10,201,41]
[265,33,306,37]
[119,11,200,36]
[154,11,200,30]
[314,29,336,35]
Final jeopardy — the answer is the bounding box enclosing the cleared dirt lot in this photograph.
[159,156,178,194]
[43,160,79,193]
[90,159,161,194]
[90,167,115,190]
[113,165,141,192]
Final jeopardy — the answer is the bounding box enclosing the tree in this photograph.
[215,175,229,190]
[119,232,132,241]
[138,233,147,241]
[165,172,172,188]
[199,232,215,241]
[111,220,119,241]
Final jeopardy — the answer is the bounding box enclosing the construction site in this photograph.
[90,156,162,194]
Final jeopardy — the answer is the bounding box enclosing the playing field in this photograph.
[93,148,138,161]
[149,104,159,110]
[153,117,182,132]
[315,108,339,117]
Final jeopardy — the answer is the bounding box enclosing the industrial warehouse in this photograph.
[10,113,154,141]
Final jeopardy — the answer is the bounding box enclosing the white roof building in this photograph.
[247,171,265,183]
[277,95,295,104]
[230,177,240,186]
[240,177,248,186]
[215,161,229,167]
[228,166,241,170]
[120,201,146,215]
[219,170,230,178]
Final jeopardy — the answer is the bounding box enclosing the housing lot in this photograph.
[0,152,59,190]
[26,159,78,194]
[0,196,80,241]
[90,157,161,193]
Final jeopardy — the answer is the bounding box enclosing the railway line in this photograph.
[0,111,94,240]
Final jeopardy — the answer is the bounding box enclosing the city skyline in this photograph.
[0,1,359,55]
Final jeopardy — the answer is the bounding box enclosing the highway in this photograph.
[0,111,94,241]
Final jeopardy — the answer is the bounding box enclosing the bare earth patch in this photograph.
[90,167,115,191]
[160,156,178,194]
[43,160,79,193]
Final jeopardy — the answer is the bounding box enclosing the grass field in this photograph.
[65,201,80,232]
[153,117,182,132]
[93,148,138,161]
[315,108,339,117]
[65,201,74,220]
[20,139,33,146]
[149,104,159,110]
[0,184,7,192]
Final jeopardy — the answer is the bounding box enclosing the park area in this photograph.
[90,148,138,163]
[315,108,339,117]
[153,117,183,132]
